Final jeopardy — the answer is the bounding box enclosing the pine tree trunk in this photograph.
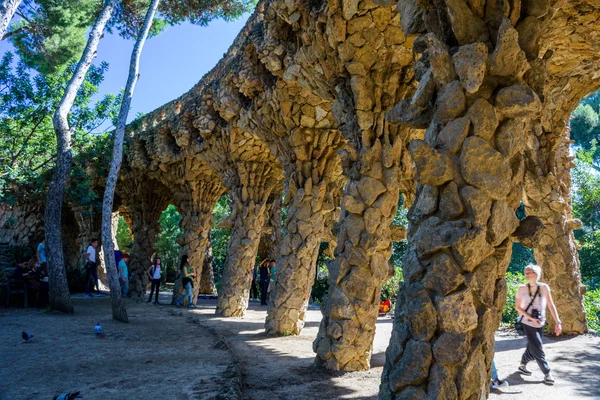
[45,0,117,314]
[0,0,21,40]
[101,0,161,323]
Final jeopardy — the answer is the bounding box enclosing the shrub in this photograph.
[502,272,527,324]
[584,288,600,332]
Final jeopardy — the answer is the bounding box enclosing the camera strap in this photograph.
[525,283,540,313]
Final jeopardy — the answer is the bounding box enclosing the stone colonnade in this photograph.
[108,0,599,397]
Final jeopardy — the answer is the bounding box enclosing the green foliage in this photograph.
[571,99,600,161]
[310,242,331,304]
[502,272,528,324]
[572,146,600,233]
[210,195,231,289]
[507,243,535,275]
[381,266,403,303]
[9,0,101,74]
[0,245,35,269]
[115,215,133,251]
[108,0,256,40]
[155,204,182,278]
[0,53,120,204]
[570,144,600,291]
[577,231,600,290]
[584,288,600,332]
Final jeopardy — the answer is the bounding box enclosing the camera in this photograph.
[531,309,541,319]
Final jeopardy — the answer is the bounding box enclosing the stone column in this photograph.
[198,236,217,295]
[381,14,544,398]
[215,162,278,317]
[313,129,406,370]
[524,128,587,335]
[257,192,283,262]
[265,128,344,335]
[174,179,223,305]
[126,194,169,301]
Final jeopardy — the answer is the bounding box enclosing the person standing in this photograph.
[250,263,259,301]
[258,258,270,306]
[175,255,195,309]
[36,239,46,267]
[118,253,130,298]
[84,239,100,297]
[267,259,277,300]
[515,264,562,384]
[146,256,162,304]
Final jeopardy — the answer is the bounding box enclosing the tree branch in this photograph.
[1,25,26,40]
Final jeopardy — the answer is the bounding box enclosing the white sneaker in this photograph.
[491,379,509,389]
[544,373,555,385]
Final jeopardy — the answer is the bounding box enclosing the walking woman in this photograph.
[175,255,195,309]
[515,264,562,384]
[146,256,162,304]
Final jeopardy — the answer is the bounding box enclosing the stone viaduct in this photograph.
[2,0,599,398]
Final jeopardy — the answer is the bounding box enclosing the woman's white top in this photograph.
[517,283,549,328]
[151,265,161,279]
[86,246,96,262]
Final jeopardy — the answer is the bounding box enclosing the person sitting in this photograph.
[12,259,44,306]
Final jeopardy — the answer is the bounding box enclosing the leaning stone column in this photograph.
[174,179,223,305]
[524,128,587,334]
[265,128,344,335]
[198,236,217,295]
[126,194,169,301]
[379,8,551,395]
[215,162,278,317]
[257,191,283,262]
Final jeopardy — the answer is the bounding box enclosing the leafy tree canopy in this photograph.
[6,0,257,73]
[0,52,120,204]
[8,0,101,74]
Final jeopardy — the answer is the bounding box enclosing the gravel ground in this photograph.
[1,295,598,400]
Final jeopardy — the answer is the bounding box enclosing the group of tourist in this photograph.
[79,238,192,307]
[11,240,49,307]
[26,238,564,388]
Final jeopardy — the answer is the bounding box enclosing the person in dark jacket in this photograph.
[258,259,270,305]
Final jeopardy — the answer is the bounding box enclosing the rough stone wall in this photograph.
[380,1,600,398]
[0,203,44,247]
[109,0,599,388]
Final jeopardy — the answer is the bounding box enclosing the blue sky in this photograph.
[0,12,251,126]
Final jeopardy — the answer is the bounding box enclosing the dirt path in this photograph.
[189,301,600,400]
[1,295,598,400]
[0,293,238,400]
